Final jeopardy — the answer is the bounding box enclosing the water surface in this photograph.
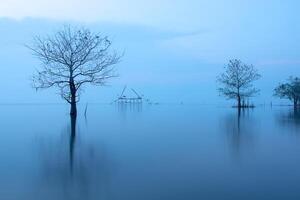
[0,104,300,200]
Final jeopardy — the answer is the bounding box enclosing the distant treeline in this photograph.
[217,59,299,108]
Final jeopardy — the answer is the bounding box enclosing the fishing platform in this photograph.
[115,86,143,103]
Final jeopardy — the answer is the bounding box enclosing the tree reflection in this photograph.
[277,107,300,132]
[69,115,76,173]
[35,116,113,200]
[222,108,256,157]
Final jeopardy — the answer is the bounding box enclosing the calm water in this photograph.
[1,104,300,200]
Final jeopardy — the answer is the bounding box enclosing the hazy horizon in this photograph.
[0,0,299,105]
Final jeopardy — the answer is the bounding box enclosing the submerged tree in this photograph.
[28,26,122,116]
[217,59,261,108]
[274,77,300,107]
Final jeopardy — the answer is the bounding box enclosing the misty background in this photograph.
[0,0,299,105]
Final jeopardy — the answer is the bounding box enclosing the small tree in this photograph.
[28,26,122,116]
[217,59,261,108]
[274,77,300,107]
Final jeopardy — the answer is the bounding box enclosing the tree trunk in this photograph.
[69,79,77,116]
[70,101,77,116]
[293,98,298,108]
[237,95,241,108]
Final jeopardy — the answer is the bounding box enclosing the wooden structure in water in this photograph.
[232,99,255,108]
[115,86,143,103]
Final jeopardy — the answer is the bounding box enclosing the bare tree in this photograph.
[28,26,122,116]
[274,76,300,107]
[217,59,261,108]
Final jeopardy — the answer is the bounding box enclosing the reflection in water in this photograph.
[117,102,143,121]
[117,102,142,113]
[69,116,76,173]
[35,116,113,200]
[222,108,256,156]
[277,107,300,132]
[4,105,300,199]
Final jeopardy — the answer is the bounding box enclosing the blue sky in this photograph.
[0,0,299,104]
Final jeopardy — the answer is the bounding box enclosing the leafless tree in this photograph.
[217,59,261,108]
[274,76,300,107]
[28,26,122,116]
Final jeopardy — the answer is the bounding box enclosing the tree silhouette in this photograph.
[217,59,261,108]
[28,26,122,116]
[274,76,300,107]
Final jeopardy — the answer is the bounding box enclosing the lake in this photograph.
[0,104,300,200]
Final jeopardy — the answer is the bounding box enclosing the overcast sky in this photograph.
[0,0,299,105]
[1,0,299,31]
